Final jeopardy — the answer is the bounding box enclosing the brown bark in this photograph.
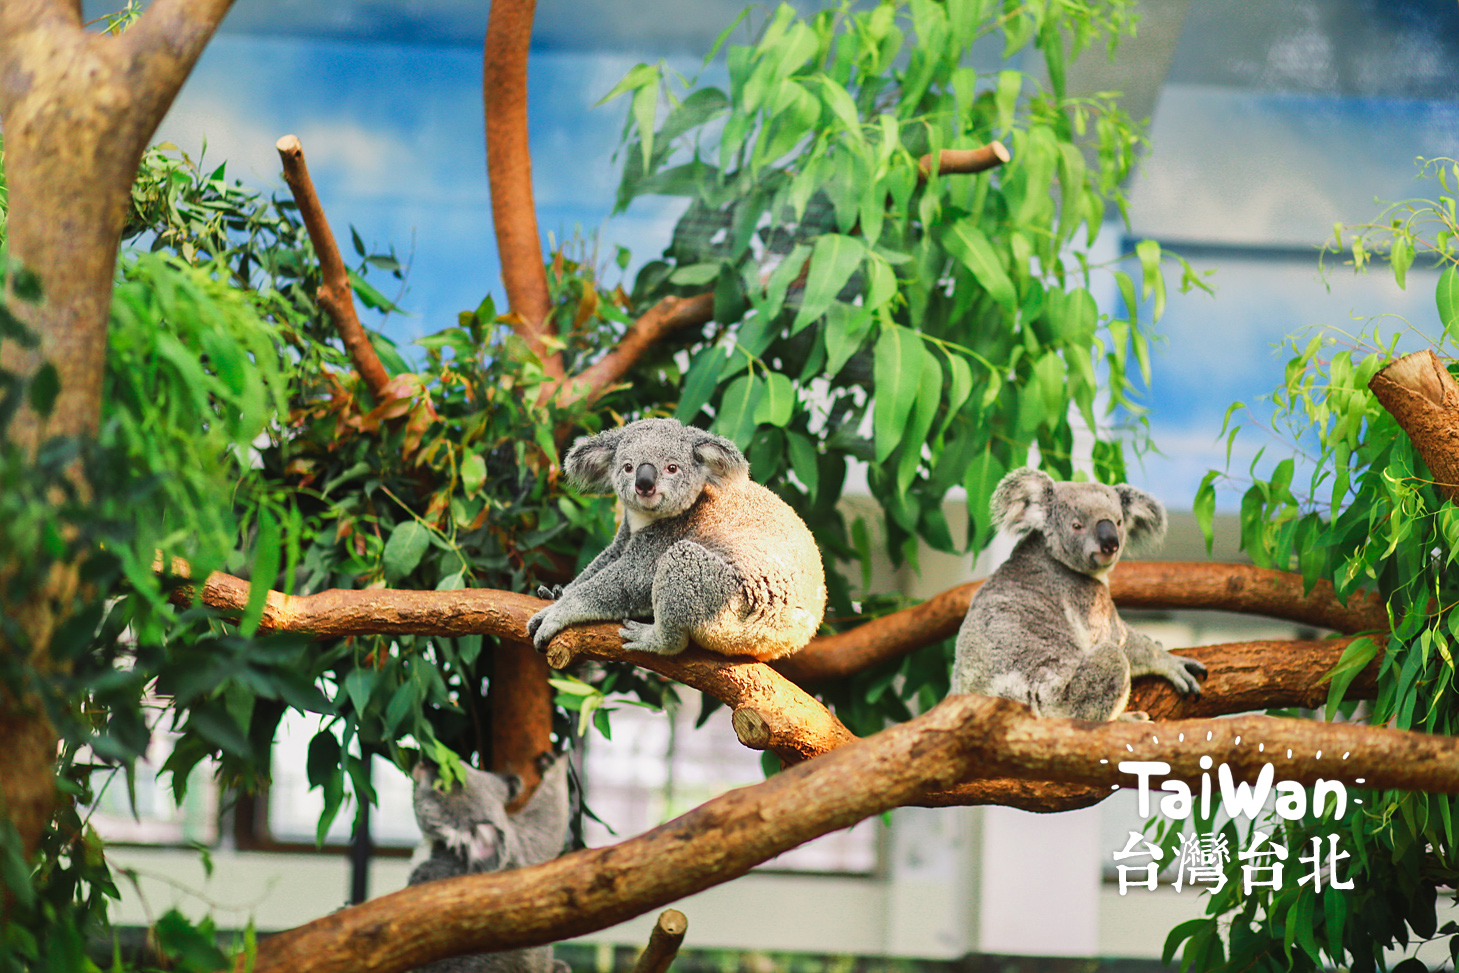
[166,559,1382,766]
[275,134,392,402]
[634,910,688,973]
[0,0,233,870]
[246,694,1459,973]
[542,629,857,765]
[917,141,1011,180]
[564,292,716,403]
[489,641,556,805]
[778,560,1387,683]
[484,0,558,377]
[1369,349,1459,503]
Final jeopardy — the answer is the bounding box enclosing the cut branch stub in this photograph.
[1369,349,1459,503]
[917,141,1011,181]
[275,134,392,401]
[634,909,688,973]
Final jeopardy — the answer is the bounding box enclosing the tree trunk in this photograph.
[0,0,233,871]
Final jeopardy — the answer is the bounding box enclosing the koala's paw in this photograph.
[529,606,565,651]
[536,584,564,601]
[1165,655,1207,696]
[619,620,684,655]
[1117,710,1152,722]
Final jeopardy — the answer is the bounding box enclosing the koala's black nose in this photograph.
[635,463,658,495]
[1095,519,1120,556]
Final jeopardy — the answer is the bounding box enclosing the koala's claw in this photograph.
[1118,710,1152,722]
[529,607,564,651]
[1174,656,1208,696]
[536,584,564,600]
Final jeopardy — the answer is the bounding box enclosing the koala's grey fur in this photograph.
[527,418,826,661]
[951,468,1207,721]
[408,753,571,973]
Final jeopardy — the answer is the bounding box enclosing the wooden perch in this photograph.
[634,910,688,973]
[245,693,1459,973]
[276,134,393,402]
[918,141,1010,181]
[778,560,1387,683]
[1369,349,1459,504]
[164,557,1386,775]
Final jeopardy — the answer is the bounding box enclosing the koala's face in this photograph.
[411,761,520,871]
[608,421,714,528]
[1043,482,1134,577]
[991,468,1166,580]
[563,418,749,531]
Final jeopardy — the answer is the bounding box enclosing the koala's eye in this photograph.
[1072,521,1085,530]
[622,463,633,473]
[665,463,679,474]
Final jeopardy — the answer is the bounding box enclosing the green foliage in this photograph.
[602,0,1177,730]
[1180,159,1459,971]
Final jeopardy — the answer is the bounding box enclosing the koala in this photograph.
[527,418,826,661]
[950,467,1207,722]
[408,753,572,973]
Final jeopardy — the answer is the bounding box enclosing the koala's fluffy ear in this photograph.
[991,468,1054,535]
[691,431,750,484]
[563,427,625,493]
[1116,484,1167,552]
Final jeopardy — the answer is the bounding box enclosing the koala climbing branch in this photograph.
[245,693,1459,973]
[276,134,393,404]
[779,560,1386,683]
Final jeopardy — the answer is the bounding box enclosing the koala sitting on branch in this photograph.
[408,752,572,973]
[951,467,1207,721]
[528,417,826,661]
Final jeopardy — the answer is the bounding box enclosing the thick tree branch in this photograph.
[778,560,1387,683]
[275,135,393,402]
[1369,349,1459,503]
[484,0,559,377]
[246,694,1459,973]
[168,559,1384,770]
[563,293,715,403]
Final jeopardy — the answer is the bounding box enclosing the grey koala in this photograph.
[527,418,826,661]
[950,468,1207,721]
[408,753,571,973]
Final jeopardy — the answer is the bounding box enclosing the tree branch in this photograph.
[634,910,687,973]
[166,559,1383,768]
[483,0,559,377]
[245,694,1459,973]
[777,560,1387,683]
[562,292,715,403]
[917,141,1010,181]
[1368,349,1459,504]
[275,135,393,402]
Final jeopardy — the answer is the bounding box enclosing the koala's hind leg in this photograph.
[1042,640,1133,722]
[619,540,741,656]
